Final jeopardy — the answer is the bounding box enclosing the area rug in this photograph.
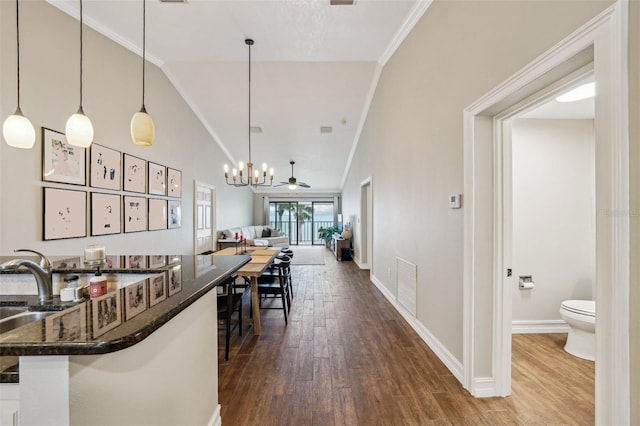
[289,246,326,265]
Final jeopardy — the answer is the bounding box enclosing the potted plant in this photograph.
[318,226,338,248]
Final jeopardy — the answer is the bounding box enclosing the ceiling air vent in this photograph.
[330,0,355,5]
[160,0,186,3]
[320,126,332,134]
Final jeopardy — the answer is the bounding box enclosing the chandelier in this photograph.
[224,39,273,187]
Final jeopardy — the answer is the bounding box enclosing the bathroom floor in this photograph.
[512,333,595,424]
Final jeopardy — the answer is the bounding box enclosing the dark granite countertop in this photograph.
[0,254,249,360]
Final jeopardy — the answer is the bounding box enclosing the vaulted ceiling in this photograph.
[47,0,429,193]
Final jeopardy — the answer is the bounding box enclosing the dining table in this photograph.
[212,246,280,335]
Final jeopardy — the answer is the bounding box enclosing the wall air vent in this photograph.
[330,0,355,5]
[320,126,332,133]
[160,0,186,3]
[250,126,262,134]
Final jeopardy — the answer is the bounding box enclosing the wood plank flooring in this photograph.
[218,250,594,425]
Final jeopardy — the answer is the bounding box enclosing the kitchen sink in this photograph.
[0,305,29,320]
[0,310,57,335]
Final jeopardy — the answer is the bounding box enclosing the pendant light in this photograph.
[3,0,36,149]
[223,39,273,187]
[65,0,94,148]
[130,0,155,146]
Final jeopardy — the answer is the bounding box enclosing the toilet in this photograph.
[559,300,596,361]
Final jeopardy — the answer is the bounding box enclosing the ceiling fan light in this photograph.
[65,109,94,148]
[130,108,155,146]
[288,183,297,190]
[3,109,36,149]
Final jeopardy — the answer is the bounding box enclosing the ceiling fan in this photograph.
[276,161,311,189]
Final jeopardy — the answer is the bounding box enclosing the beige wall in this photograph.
[0,1,253,256]
[512,119,595,321]
[341,0,612,364]
[629,0,640,422]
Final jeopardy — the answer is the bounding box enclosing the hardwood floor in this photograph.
[218,251,594,425]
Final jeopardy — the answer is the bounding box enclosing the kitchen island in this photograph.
[0,254,249,426]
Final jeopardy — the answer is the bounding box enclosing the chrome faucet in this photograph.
[0,249,53,304]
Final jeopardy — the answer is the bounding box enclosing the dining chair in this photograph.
[217,276,245,360]
[256,259,291,325]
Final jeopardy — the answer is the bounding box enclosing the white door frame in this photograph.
[193,181,216,255]
[463,2,629,425]
[358,177,373,270]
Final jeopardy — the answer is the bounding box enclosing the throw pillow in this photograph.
[261,228,271,237]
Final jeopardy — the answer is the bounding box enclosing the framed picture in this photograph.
[123,154,146,193]
[125,255,146,269]
[148,198,167,231]
[50,256,82,269]
[123,196,147,233]
[42,127,86,185]
[149,255,166,269]
[105,255,121,269]
[149,274,167,307]
[90,144,121,190]
[91,291,122,338]
[167,255,181,265]
[91,193,121,236]
[168,200,182,229]
[148,162,166,195]
[124,280,147,321]
[167,168,182,198]
[44,187,87,240]
[46,304,87,342]
[168,265,182,296]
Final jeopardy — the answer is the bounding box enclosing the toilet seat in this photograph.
[561,300,595,317]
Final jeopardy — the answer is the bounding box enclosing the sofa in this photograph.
[220,225,289,248]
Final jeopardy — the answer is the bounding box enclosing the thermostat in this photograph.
[449,194,461,209]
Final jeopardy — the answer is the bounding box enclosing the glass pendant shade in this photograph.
[65,108,94,148]
[130,107,155,146]
[3,108,35,149]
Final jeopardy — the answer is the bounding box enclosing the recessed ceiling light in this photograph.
[250,126,262,133]
[556,82,595,103]
[320,126,332,133]
[330,0,355,5]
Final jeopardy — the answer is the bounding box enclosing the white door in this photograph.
[194,181,216,254]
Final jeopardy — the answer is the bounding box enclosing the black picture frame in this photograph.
[123,153,147,193]
[90,144,121,190]
[43,187,87,240]
[42,127,86,186]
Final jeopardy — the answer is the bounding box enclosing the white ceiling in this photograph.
[47,0,428,193]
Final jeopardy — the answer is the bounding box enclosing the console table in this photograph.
[332,235,351,261]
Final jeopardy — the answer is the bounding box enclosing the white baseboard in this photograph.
[353,256,369,270]
[370,274,464,383]
[473,377,497,398]
[207,405,222,426]
[511,320,569,334]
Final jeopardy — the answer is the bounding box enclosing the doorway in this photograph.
[462,3,629,424]
[359,177,372,270]
[193,181,216,254]
[268,200,335,245]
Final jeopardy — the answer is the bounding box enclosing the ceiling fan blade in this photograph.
[299,183,311,188]
[274,182,288,187]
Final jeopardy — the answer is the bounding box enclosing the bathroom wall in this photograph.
[0,1,254,256]
[511,118,595,322]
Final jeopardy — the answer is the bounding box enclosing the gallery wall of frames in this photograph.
[41,128,182,241]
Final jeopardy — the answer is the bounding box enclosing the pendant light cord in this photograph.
[15,0,21,110]
[247,39,252,164]
[142,0,146,109]
[79,0,84,110]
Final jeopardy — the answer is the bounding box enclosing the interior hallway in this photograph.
[218,250,594,425]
